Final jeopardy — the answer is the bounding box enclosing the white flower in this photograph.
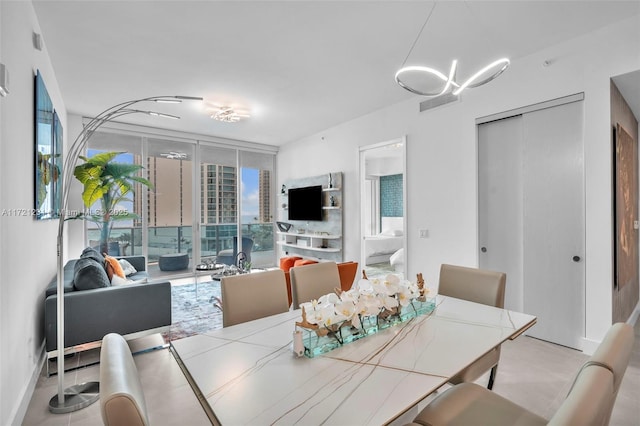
[382,295,399,310]
[357,278,373,294]
[335,300,356,319]
[360,294,382,316]
[340,289,359,303]
[351,314,362,329]
[314,305,335,324]
[372,279,388,295]
[297,273,415,329]
[398,285,413,307]
[323,312,348,327]
[319,293,340,305]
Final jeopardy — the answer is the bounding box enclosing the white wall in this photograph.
[278,15,640,349]
[0,2,66,424]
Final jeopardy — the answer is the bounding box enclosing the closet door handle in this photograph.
[572,255,581,262]
[481,247,487,253]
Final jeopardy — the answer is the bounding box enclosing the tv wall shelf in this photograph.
[278,172,343,262]
[276,232,342,253]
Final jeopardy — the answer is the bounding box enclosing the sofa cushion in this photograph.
[104,255,126,281]
[118,259,138,276]
[73,257,111,291]
[111,274,148,286]
[81,247,106,265]
[45,259,77,297]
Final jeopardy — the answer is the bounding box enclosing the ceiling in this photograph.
[32,1,640,146]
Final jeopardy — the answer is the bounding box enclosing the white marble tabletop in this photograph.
[171,295,536,425]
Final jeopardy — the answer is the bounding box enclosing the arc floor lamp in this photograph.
[49,95,202,413]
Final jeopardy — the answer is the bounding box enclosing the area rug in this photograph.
[162,281,223,342]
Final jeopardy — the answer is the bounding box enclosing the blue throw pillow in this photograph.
[73,257,111,291]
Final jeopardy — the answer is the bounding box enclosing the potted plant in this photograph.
[73,151,153,255]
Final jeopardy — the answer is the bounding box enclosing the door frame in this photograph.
[359,136,407,277]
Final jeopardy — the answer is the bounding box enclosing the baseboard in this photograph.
[10,341,46,425]
[582,304,639,356]
[581,337,600,356]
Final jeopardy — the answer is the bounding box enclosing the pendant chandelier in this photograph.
[395,2,510,98]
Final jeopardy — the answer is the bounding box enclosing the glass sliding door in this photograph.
[239,151,275,269]
[85,130,143,256]
[198,144,239,265]
[83,126,277,276]
[146,138,196,269]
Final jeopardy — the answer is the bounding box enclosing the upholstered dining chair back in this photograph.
[221,269,289,327]
[549,322,634,425]
[438,263,506,308]
[564,322,633,425]
[337,261,359,292]
[438,264,507,389]
[408,323,634,426]
[290,261,341,308]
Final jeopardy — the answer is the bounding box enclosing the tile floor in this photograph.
[23,320,639,425]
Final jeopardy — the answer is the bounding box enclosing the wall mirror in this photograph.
[359,137,407,279]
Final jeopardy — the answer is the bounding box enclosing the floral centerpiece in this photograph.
[295,273,435,357]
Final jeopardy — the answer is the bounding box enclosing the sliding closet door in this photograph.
[522,101,585,349]
[478,98,585,349]
[478,115,525,312]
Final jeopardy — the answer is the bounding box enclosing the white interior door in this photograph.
[522,102,585,349]
[478,99,585,349]
[478,115,525,312]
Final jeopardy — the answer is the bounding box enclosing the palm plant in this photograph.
[73,151,153,254]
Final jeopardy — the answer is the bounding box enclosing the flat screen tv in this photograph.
[288,185,323,221]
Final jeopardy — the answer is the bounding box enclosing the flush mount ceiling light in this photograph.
[395,2,510,98]
[208,106,250,123]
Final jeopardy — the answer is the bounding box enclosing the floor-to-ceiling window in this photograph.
[198,144,238,263]
[239,150,275,269]
[146,138,196,264]
[84,125,277,274]
[85,130,144,257]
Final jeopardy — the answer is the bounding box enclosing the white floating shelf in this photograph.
[276,241,341,253]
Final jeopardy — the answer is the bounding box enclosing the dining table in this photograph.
[170,294,536,425]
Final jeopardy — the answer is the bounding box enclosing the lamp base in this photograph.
[48,381,100,414]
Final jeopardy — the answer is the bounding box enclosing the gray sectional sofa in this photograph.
[44,249,172,358]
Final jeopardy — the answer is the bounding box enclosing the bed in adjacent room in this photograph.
[363,217,404,265]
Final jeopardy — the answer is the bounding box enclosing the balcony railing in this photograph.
[87,223,275,268]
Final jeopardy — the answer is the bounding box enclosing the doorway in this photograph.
[478,95,585,349]
[360,138,407,279]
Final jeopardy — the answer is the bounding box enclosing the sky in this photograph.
[242,168,259,221]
